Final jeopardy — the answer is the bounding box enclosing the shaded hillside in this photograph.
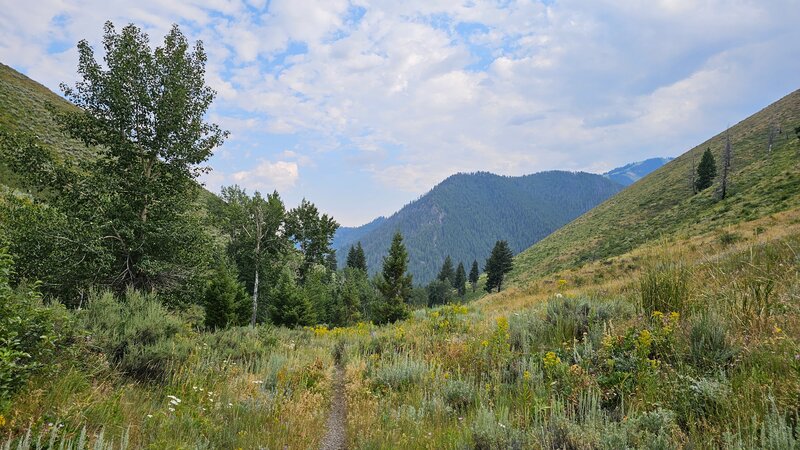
[512,89,800,283]
[335,171,624,284]
[603,157,672,186]
[332,216,386,251]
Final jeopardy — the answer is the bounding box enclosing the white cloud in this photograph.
[229,160,299,191]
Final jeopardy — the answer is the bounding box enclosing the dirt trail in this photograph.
[320,348,347,450]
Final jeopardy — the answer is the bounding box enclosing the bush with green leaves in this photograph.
[0,249,73,404]
[688,312,736,370]
[79,290,190,382]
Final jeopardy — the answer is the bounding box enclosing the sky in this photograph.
[1,1,799,226]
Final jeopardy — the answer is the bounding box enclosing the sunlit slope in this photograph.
[511,89,800,283]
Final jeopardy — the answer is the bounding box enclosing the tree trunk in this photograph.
[251,265,259,327]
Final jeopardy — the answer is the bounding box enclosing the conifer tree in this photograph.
[346,242,367,272]
[325,251,338,273]
[267,267,315,327]
[485,240,513,293]
[437,255,455,285]
[454,262,467,297]
[469,260,480,292]
[375,232,412,324]
[695,148,716,192]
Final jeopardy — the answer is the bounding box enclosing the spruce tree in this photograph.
[695,148,716,192]
[437,255,455,285]
[375,232,412,324]
[267,267,315,327]
[347,242,367,272]
[469,260,480,292]
[325,251,338,273]
[485,240,514,293]
[454,262,467,297]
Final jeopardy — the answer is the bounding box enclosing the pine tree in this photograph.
[325,251,338,273]
[437,255,455,285]
[203,264,248,330]
[375,232,412,324]
[454,262,467,297]
[485,240,513,293]
[469,260,480,292]
[347,242,367,272]
[695,148,716,192]
[267,267,315,327]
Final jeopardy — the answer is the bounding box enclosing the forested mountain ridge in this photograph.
[334,170,623,284]
[511,88,800,284]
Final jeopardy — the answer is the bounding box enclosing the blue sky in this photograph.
[1,0,799,225]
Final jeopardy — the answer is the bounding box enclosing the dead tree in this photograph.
[689,151,698,194]
[718,130,733,200]
[767,123,777,154]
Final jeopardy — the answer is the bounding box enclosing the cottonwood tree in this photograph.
[220,186,286,326]
[285,199,339,281]
[4,22,226,300]
[375,232,412,323]
[469,260,480,292]
[485,240,513,293]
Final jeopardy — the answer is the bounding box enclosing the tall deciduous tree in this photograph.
[454,262,467,297]
[485,240,513,293]
[285,199,339,281]
[220,186,286,326]
[695,148,716,192]
[56,21,227,294]
[469,260,480,293]
[375,232,412,324]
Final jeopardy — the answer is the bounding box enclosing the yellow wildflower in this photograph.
[773,326,783,334]
[444,372,450,380]
[0,415,6,428]
[601,334,614,349]
[669,312,680,323]
[481,339,489,348]
[523,370,531,380]
[637,329,652,350]
[543,351,561,369]
[651,311,664,320]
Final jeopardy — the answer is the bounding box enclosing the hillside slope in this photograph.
[335,171,624,284]
[512,89,800,283]
[603,157,672,186]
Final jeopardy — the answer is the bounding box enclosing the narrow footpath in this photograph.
[320,347,347,450]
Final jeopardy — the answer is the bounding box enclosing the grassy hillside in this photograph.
[512,89,800,284]
[335,171,623,284]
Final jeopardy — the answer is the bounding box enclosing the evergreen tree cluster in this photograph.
[334,171,623,284]
[695,148,717,192]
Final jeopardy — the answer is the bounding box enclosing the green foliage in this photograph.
[469,260,480,292]
[80,290,189,382]
[266,267,315,327]
[285,199,339,281]
[442,378,475,411]
[375,233,412,324]
[335,171,623,284]
[346,242,367,272]
[0,249,73,403]
[426,279,454,307]
[454,262,467,297]
[335,268,374,325]
[695,148,717,192]
[203,263,248,330]
[485,240,513,293]
[639,256,691,315]
[370,356,426,392]
[437,256,455,285]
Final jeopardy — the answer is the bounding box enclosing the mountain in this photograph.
[511,89,800,283]
[332,216,386,251]
[603,157,673,186]
[334,171,624,284]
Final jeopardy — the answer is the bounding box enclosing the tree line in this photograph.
[0,22,518,334]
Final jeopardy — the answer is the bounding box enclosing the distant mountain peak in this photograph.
[603,157,673,186]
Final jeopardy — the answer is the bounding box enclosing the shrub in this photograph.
[688,312,736,370]
[80,290,190,382]
[640,257,691,315]
[370,356,426,392]
[442,378,475,412]
[471,405,525,449]
[0,250,73,403]
[201,325,276,362]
